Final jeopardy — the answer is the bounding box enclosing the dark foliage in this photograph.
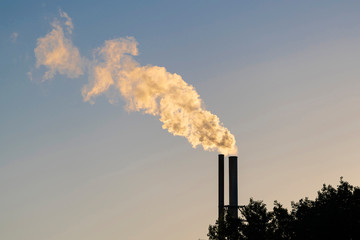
[208,177,360,240]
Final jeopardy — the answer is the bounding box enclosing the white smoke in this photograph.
[32,11,237,155]
[33,10,83,81]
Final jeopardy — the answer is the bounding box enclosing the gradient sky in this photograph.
[2,1,360,239]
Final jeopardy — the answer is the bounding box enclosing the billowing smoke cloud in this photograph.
[82,37,138,102]
[33,11,237,155]
[34,10,83,81]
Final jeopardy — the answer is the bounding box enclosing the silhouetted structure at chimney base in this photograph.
[218,154,238,220]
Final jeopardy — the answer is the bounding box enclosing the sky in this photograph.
[1,1,360,239]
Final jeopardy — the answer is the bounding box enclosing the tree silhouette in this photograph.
[208,177,360,240]
[269,201,294,240]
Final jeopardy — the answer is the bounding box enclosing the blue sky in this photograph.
[2,1,360,239]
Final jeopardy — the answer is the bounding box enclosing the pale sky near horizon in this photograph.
[2,1,360,239]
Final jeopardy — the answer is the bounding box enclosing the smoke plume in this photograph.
[34,10,83,81]
[32,11,237,155]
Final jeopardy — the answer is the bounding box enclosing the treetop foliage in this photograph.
[208,177,360,240]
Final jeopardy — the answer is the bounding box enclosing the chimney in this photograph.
[229,156,238,218]
[218,154,224,221]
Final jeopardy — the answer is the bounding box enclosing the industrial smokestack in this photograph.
[229,156,238,218]
[218,154,224,221]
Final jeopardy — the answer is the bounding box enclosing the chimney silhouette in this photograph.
[218,154,224,221]
[218,155,238,220]
[228,156,238,218]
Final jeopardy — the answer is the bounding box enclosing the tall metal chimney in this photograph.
[229,156,238,218]
[218,154,224,221]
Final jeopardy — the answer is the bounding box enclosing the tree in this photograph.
[208,178,360,240]
[208,209,243,240]
[291,177,360,240]
[269,201,294,240]
[241,198,272,240]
